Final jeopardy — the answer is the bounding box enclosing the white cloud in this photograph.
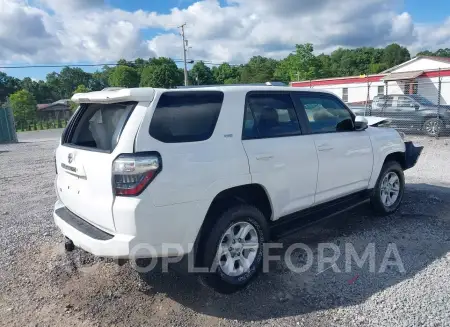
[35,0,105,12]
[0,0,448,66]
[411,18,450,54]
[0,0,58,63]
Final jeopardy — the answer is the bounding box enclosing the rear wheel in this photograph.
[370,161,405,215]
[199,205,269,294]
[423,118,443,137]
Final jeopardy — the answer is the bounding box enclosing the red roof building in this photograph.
[291,56,450,106]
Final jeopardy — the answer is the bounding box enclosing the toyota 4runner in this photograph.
[53,85,423,293]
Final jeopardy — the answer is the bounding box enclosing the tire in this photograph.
[423,118,444,137]
[199,205,269,294]
[370,161,405,215]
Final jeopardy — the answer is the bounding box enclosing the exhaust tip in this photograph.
[64,237,75,252]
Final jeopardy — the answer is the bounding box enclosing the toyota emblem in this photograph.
[68,153,74,164]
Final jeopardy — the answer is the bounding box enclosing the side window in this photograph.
[294,94,354,133]
[378,96,394,108]
[397,96,413,108]
[149,91,223,143]
[243,93,301,139]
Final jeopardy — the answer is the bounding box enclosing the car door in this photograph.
[372,95,393,118]
[394,96,420,131]
[242,92,318,220]
[291,92,373,205]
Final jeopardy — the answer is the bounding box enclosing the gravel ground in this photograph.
[0,134,449,327]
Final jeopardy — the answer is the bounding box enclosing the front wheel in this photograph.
[423,118,443,137]
[370,161,405,215]
[199,205,269,294]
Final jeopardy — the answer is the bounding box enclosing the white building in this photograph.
[291,56,450,105]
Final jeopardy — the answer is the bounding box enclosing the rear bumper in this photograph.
[404,141,423,170]
[54,200,135,258]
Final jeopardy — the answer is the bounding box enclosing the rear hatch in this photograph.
[55,101,138,232]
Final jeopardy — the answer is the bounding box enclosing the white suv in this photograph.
[53,85,423,293]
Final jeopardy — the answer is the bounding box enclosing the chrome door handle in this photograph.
[317,144,333,151]
[256,155,274,161]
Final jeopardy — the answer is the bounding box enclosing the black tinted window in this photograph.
[150,91,223,143]
[293,94,354,133]
[243,93,301,139]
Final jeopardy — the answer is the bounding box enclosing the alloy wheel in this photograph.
[215,222,259,277]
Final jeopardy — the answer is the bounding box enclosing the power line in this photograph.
[0,59,240,70]
[0,61,183,69]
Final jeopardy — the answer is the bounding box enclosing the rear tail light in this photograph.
[112,153,161,196]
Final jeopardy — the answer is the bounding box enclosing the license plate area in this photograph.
[59,173,84,196]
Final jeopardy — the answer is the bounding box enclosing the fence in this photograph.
[15,118,69,132]
[0,107,18,143]
[303,77,450,137]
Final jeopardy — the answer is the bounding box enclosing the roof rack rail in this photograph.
[101,87,125,91]
[176,81,287,89]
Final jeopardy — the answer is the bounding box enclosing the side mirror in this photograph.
[354,116,368,131]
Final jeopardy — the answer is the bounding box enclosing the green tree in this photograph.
[240,56,278,83]
[417,50,434,56]
[89,66,112,91]
[274,44,324,82]
[212,63,240,84]
[9,90,37,128]
[45,67,92,99]
[418,48,450,58]
[0,72,21,104]
[434,48,450,57]
[35,80,54,103]
[316,54,333,77]
[58,67,92,98]
[134,58,148,76]
[70,84,90,112]
[117,59,136,68]
[45,72,64,100]
[20,77,54,104]
[189,61,215,85]
[382,43,411,68]
[73,84,90,94]
[109,66,140,88]
[140,57,183,88]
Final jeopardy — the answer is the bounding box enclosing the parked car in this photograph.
[53,86,423,293]
[348,105,371,117]
[364,95,450,137]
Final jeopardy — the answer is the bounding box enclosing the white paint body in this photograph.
[54,86,406,259]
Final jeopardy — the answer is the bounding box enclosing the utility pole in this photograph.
[179,23,189,86]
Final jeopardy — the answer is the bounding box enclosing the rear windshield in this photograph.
[149,91,224,143]
[64,102,136,152]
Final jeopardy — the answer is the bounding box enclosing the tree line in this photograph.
[1,43,449,129]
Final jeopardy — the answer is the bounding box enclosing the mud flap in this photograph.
[404,141,424,170]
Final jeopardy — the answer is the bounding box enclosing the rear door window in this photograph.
[64,102,136,152]
[243,93,301,139]
[149,91,224,143]
[397,96,414,108]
